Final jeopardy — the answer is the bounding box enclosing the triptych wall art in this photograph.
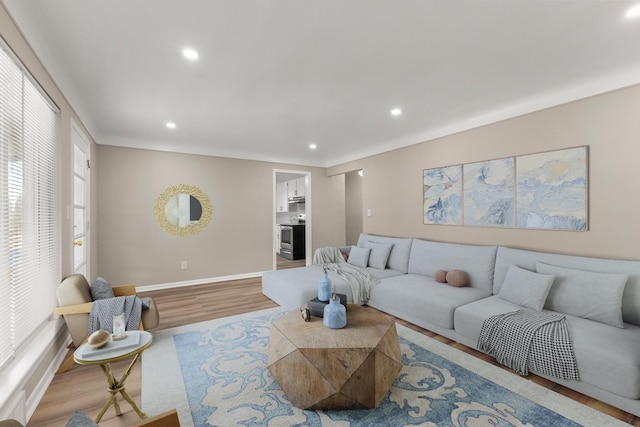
[423,146,588,231]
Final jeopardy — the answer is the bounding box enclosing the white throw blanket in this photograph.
[312,247,380,304]
[88,295,143,334]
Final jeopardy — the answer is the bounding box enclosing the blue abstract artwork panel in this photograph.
[516,146,587,230]
[463,158,514,227]
[424,165,462,225]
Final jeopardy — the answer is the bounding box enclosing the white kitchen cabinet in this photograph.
[286,180,296,198]
[295,177,306,197]
[286,177,305,198]
[276,182,289,212]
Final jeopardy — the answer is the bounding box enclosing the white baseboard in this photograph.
[25,335,72,422]
[0,318,68,425]
[136,271,268,292]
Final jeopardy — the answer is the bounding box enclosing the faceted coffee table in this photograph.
[267,305,402,410]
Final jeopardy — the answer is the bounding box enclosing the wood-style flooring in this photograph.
[28,271,640,426]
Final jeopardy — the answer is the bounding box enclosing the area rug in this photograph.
[141,307,626,427]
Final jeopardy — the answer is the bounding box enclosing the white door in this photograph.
[71,122,90,277]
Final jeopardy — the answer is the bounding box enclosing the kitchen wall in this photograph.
[329,84,640,261]
[97,145,346,286]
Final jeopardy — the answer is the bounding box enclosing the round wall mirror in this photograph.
[154,184,212,236]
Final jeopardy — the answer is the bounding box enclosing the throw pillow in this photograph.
[66,410,98,427]
[536,262,628,328]
[445,270,468,287]
[90,276,114,301]
[347,246,371,268]
[363,241,393,270]
[434,270,447,283]
[498,265,555,311]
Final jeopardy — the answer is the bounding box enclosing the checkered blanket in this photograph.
[478,310,579,380]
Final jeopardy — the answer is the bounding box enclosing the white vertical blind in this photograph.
[0,41,60,369]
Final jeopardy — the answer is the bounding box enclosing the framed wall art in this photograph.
[516,146,588,231]
[422,146,588,231]
[463,158,514,227]
[423,165,462,225]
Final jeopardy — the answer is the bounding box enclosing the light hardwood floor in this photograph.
[28,274,639,426]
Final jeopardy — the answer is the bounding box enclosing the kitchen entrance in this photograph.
[274,170,311,270]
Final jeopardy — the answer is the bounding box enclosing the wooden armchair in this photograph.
[53,273,160,374]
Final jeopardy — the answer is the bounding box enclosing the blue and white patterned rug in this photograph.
[141,307,625,427]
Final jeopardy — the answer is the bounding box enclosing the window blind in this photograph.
[0,40,60,369]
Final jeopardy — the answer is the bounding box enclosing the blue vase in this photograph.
[323,295,347,329]
[318,271,331,302]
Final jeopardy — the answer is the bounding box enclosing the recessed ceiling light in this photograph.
[309,143,317,150]
[390,108,402,117]
[626,4,640,19]
[182,48,199,61]
[166,122,177,129]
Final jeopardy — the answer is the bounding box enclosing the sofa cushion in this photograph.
[493,246,640,326]
[347,246,370,268]
[498,265,555,311]
[454,296,640,399]
[356,234,413,273]
[536,262,627,328]
[407,239,497,293]
[368,274,489,330]
[262,266,353,310]
[363,241,393,270]
[90,276,114,300]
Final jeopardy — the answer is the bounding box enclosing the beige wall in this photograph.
[97,145,345,286]
[345,170,364,246]
[329,84,640,261]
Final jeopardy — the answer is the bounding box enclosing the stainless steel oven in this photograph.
[279,224,305,260]
[280,226,293,252]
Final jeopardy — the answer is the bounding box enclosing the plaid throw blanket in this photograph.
[478,310,579,380]
[88,295,143,334]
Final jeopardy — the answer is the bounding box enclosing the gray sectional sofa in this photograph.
[261,233,640,416]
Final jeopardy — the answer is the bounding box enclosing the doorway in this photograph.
[71,120,91,278]
[274,170,311,270]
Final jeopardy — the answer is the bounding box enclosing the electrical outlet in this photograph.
[181,261,188,269]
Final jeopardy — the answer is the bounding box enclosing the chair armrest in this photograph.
[113,284,137,296]
[53,302,93,316]
[132,409,180,426]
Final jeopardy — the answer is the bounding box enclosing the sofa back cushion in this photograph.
[494,246,640,326]
[407,239,497,293]
[356,233,413,273]
[536,262,627,328]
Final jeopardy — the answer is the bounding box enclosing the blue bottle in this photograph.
[323,294,347,329]
[318,267,331,302]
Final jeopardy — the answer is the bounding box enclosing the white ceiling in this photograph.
[3,1,640,167]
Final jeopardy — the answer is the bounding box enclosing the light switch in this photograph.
[367,209,372,217]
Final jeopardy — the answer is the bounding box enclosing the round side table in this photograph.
[74,330,152,423]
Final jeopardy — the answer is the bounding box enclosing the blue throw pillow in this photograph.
[90,276,114,300]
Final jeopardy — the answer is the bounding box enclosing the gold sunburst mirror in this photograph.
[154,184,212,237]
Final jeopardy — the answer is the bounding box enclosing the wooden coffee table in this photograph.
[267,305,402,410]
